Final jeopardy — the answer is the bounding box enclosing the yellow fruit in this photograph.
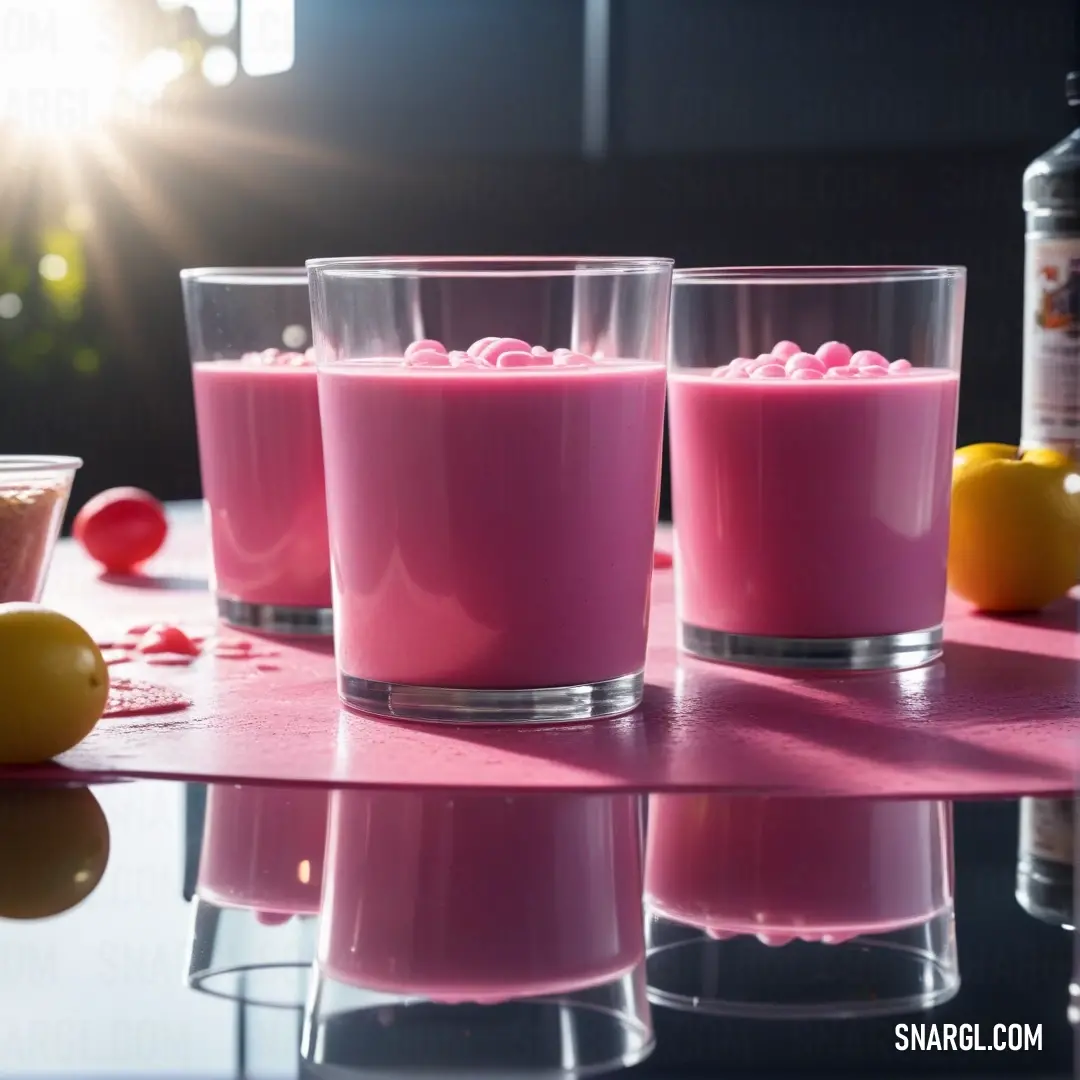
[948,444,1080,612]
[0,786,110,918]
[0,604,109,764]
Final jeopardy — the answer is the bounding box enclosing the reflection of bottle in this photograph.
[1022,72,1080,461]
[1016,797,1074,929]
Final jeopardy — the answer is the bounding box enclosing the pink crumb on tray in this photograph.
[102,678,191,717]
[96,621,280,676]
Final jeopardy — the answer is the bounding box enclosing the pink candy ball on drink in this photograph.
[467,337,498,358]
[784,352,826,375]
[717,341,920,382]
[851,350,889,369]
[405,339,446,358]
[481,338,532,364]
[399,337,607,372]
[771,340,801,360]
[751,363,787,379]
[815,341,852,369]
[405,349,451,367]
[496,350,539,368]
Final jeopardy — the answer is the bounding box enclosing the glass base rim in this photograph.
[1014,880,1075,929]
[338,670,644,724]
[302,1047,656,1080]
[217,595,334,636]
[679,621,943,671]
[187,961,313,1010]
[645,905,959,1020]
[302,961,655,1078]
[645,978,961,1021]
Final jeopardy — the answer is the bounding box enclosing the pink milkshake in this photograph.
[317,340,666,720]
[669,363,960,642]
[318,790,645,1002]
[668,265,966,671]
[645,795,952,941]
[197,783,328,916]
[192,355,331,626]
[182,267,332,636]
[307,256,673,722]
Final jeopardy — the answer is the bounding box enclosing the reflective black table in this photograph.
[0,780,1070,1079]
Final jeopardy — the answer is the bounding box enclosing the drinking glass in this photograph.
[668,266,965,671]
[181,268,331,636]
[307,257,672,722]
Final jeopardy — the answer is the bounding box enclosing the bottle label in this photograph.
[1019,797,1074,866]
[1022,237,1080,447]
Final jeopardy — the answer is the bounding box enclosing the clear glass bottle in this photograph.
[1022,72,1080,461]
[1015,796,1074,929]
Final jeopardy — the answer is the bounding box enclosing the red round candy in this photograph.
[73,487,167,573]
[137,623,200,656]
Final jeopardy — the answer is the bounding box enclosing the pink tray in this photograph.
[14,504,1079,798]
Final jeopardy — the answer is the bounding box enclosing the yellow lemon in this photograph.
[948,444,1080,612]
[0,604,109,764]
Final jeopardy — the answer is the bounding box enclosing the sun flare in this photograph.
[0,1,124,136]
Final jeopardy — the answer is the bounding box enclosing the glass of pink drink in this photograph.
[306,257,672,723]
[182,268,332,636]
[669,266,966,671]
[187,784,329,1009]
[302,790,652,1077]
[644,794,958,1018]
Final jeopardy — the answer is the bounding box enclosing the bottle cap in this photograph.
[1068,70,1080,108]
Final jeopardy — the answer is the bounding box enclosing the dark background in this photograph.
[1,0,1077,524]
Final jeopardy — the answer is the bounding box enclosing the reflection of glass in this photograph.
[187,784,328,1008]
[668,266,965,672]
[644,795,958,1018]
[1017,797,1074,929]
[302,790,653,1077]
[306,256,671,724]
[181,268,331,636]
